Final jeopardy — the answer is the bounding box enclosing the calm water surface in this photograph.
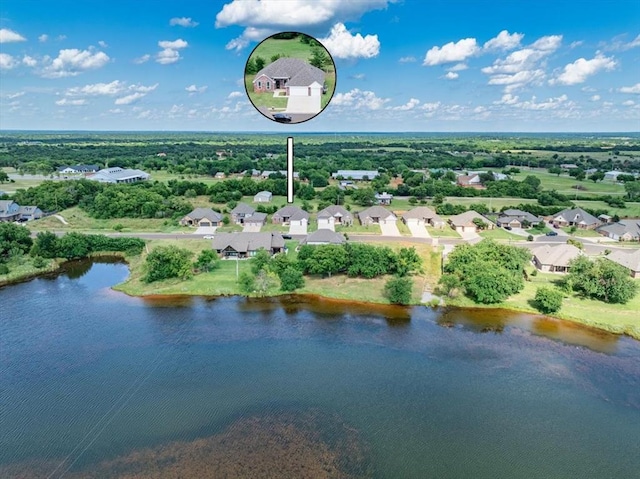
[1,260,639,478]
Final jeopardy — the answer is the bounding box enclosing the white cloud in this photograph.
[423,38,479,66]
[170,17,199,27]
[420,101,441,111]
[98,40,108,48]
[448,63,468,72]
[483,30,524,51]
[494,93,519,105]
[38,34,49,43]
[22,55,37,67]
[391,98,420,110]
[351,73,366,80]
[115,93,146,105]
[227,90,243,98]
[624,34,640,49]
[399,56,416,63]
[216,0,394,50]
[109,108,124,114]
[516,94,569,110]
[623,100,635,106]
[7,91,25,99]
[41,48,110,78]
[590,95,601,101]
[618,83,640,94]
[319,23,380,59]
[481,35,562,92]
[603,34,640,51]
[0,53,17,70]
[133,54,151,64]
[0,28,26,43]
[55,98,87,106]
[332,88,389,110]
[444,71,459,80]
[569,41,583,49]
[186,84,208,94]
[551,53,616,85]
[156,39,188,64]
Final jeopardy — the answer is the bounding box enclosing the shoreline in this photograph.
[2,257,638,341]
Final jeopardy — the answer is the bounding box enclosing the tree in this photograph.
[548,166,562,176]
[280,266,305,291]
[384,276,413,305]
[144,246,193,283]
[0,223,33,259]
[395,247,423,277]
[250,249,271,275]
[254,268,278,296]
[534,287,563,314]
[245,57,257,75]
[472,217,488,231]
[566,256,638,304]
[194,249,218,273]
[589,171,605,183]
[624,181,640,201]
[57,232,90,259]
[254,56,266,72]
[238,272,255,293]
[309,48,330,70]
[302,244,349,277]
[351,188,376,206]
[0,170,9,183]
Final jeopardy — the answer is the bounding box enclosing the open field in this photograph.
[447,272,640,339]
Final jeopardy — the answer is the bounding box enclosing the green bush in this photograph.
[0,263,9,275]
[32,256,48,269]
[384,276,413,305]
[534,287,563,314]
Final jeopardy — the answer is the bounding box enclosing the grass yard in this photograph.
[427,226,461,238]
[479,228,525,240]
[29,207,182,233]
[396,219,412,236]
[561,227,601,237]
[336,223,381,234]
[447,272,640,340]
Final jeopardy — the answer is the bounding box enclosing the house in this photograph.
[598,214,613,224]
[253,191,273,203]
[561,164,579,170]
[357,206,396,226]
[244,212,267,226]
[375,192,393,205]
[57,164,100,174]
[179,208,223,227]
[604,170,624,182]
[18,205,43,221]
[299,229,346,246]
[261,170,299,179]
[585,168,598,175]
[317,205,353,230]
[532,244,583,273]
[0,200,21,222]
[402,206,445,229]
[552,208,601,230]
[272,206,309,226]
[456,174,483,188]
[251,169,261,178]
[605,249,640,278]
[89,167,150,184]
[597,220,640,242]
[495,209,542,228]
[230,203,256,225]
[214,172,226,179]
[252,57,325,99]
[492,172,509,181]
[449,211,494,233]
[331,170,379,181]
[212,232,285,258]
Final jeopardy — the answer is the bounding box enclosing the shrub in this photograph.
[527,235,534,242]
[280,266,305,292]
[384,276,413,305]
[0,263,9,275]
[534,287,563,314]
[32,256,48,269]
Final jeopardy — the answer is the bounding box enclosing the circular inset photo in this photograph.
[244,32,337,124]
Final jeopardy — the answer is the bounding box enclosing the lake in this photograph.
[1,259,639,478]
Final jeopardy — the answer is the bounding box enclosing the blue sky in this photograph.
[0,0,639,132]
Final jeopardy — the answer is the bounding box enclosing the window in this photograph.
[266,81,271,89]
[257,81,262,88]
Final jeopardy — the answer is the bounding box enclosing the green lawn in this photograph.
[561,227,601,237]
[447,272,640,340]
[427,226,461,238]
[396,219,411,236]
[479,228,524,240]
[336,223,381,234]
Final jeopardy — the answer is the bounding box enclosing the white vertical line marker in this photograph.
[287,136,294,203]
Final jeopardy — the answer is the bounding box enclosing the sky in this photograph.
[0,0,639,132]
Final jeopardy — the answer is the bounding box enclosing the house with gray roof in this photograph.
[357,206,396,226]
[597,220,640,242]
[331,170,379,181]
[253,57,325,98]
[230,203,256,225]
[212,232,285,258]
[532,244,583,273]
[0,200,21,222]
[605,249,640,278]
[179,208,223,227]
[253,191,272,203]
[375,192,393,205]
[496,209,542,228]
[317,205,353,230]
[299,229,346,246]
[58,164,100,174]
[18,205,43,221]
[552,207,601,230]
[272,205,309,226]
[89,167,150,184]
[402,206,445,228]
[244,212,267,226]
[449,211,494,233]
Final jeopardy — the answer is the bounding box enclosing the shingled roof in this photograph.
[253,57,325,87]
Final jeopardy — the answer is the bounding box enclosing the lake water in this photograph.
[1,260,639,478]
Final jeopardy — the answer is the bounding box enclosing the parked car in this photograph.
[282,234,292,239]
[504,226,512,231]
[203,235,215,239]
[546,231,558,236]
[273,113,292,123]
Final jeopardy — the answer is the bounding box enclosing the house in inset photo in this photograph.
[253,58,325,99]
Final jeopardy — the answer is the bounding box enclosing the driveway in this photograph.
[380,221,401,236]
[289,223,308,235]
[459,230,481,242]
[285,95,321,114]
[194,226,217,235]
[407,223,431,238]
[242,224,262,233]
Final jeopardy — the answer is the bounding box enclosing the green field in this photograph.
[479,228,525,240]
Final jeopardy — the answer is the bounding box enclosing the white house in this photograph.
[253,191,273,203]
[89,167,150,184]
